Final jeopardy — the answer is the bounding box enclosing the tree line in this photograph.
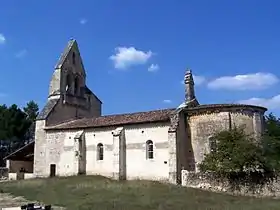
[199,113,280,186]
[0,101,39,166]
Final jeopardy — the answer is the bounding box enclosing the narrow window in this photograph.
[72,52,76,65]
[97,143,104,160]
[208,136,217,153]
[74,76,79,95]
[146,140,154,159]
[66,74,71,93]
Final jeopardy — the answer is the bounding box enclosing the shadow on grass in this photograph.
[0,175,280,210]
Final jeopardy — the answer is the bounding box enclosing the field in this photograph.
[0,175,280,210]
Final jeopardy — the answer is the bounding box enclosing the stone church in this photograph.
[4,39,267,184]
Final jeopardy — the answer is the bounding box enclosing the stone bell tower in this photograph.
[184,69,199,107]
[34,39,102,177]
[48,39,86,101]
[36,39,102,126]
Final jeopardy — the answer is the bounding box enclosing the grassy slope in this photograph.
[0,175,280,210]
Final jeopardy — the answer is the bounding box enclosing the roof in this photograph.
[44,103,267,130]
[3,141,35,161]
[55,39,76,69]
[36,99,59,120]
[189,104,267,112]
[45,108,175,130]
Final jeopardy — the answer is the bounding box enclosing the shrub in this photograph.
[198,126,275,185]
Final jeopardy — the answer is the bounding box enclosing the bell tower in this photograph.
[48,39,86,101]
[37,39,102,124]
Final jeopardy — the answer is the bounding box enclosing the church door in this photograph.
[50,164,56,177]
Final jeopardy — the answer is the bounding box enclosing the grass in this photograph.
[0,175,280,210]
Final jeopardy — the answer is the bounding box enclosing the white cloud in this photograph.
[80,18,87,25]
[15,49,28,58]
[163,99,172,103]
[148,64,159,72]
[207,72,279,90]
[181,75,206,86]
[0,34,6,44]
[110,47,153,70]
[238,94,280,110]
[193,75,206,86]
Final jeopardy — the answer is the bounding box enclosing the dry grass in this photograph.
[0,175,280,210]
[0,193,29,208]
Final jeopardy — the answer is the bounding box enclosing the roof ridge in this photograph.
[99,108,176,117]
[45,108,175,130]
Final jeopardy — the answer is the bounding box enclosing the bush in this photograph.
[198,126,275,185]
[262,113,280,172]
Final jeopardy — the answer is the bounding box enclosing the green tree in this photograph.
[0,104,8,140]
[0,103,34,165]
[199,126,270,175]
[5,104,30,148]
[262,113,280,171]
[23,100,39,122]
[0,101,39,153]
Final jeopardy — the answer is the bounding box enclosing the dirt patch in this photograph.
[0,193,65,209]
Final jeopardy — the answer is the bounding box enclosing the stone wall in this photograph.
[187,107,265,171]
[181,170,280,197]
[37,122,170,180]
[33,120,47,177]
[8,172,34,180]
[46,96,101,126]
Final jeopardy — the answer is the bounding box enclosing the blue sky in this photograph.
[0,0,280,115]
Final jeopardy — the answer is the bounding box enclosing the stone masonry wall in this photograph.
[181,170,280,197]
[37,122,170,180]
[33,120,47,177]
[188,112,231,171]
[46,96,101,126]
[187,109,263,171]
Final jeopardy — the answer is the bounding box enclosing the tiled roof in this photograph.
[189,104,267,111]
[45,108,175,130]
[36,99,59,120]
[44,103,267,130]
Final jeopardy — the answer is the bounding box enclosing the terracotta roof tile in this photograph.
[189,104,267,111]
[45,108,175,130]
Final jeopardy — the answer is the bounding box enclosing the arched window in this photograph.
[208,136,217,153]
[66,74,71,93]
[146,140,154,159]
[72,52,76,65]
[97,143,104,160]
[74,76,79,95]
